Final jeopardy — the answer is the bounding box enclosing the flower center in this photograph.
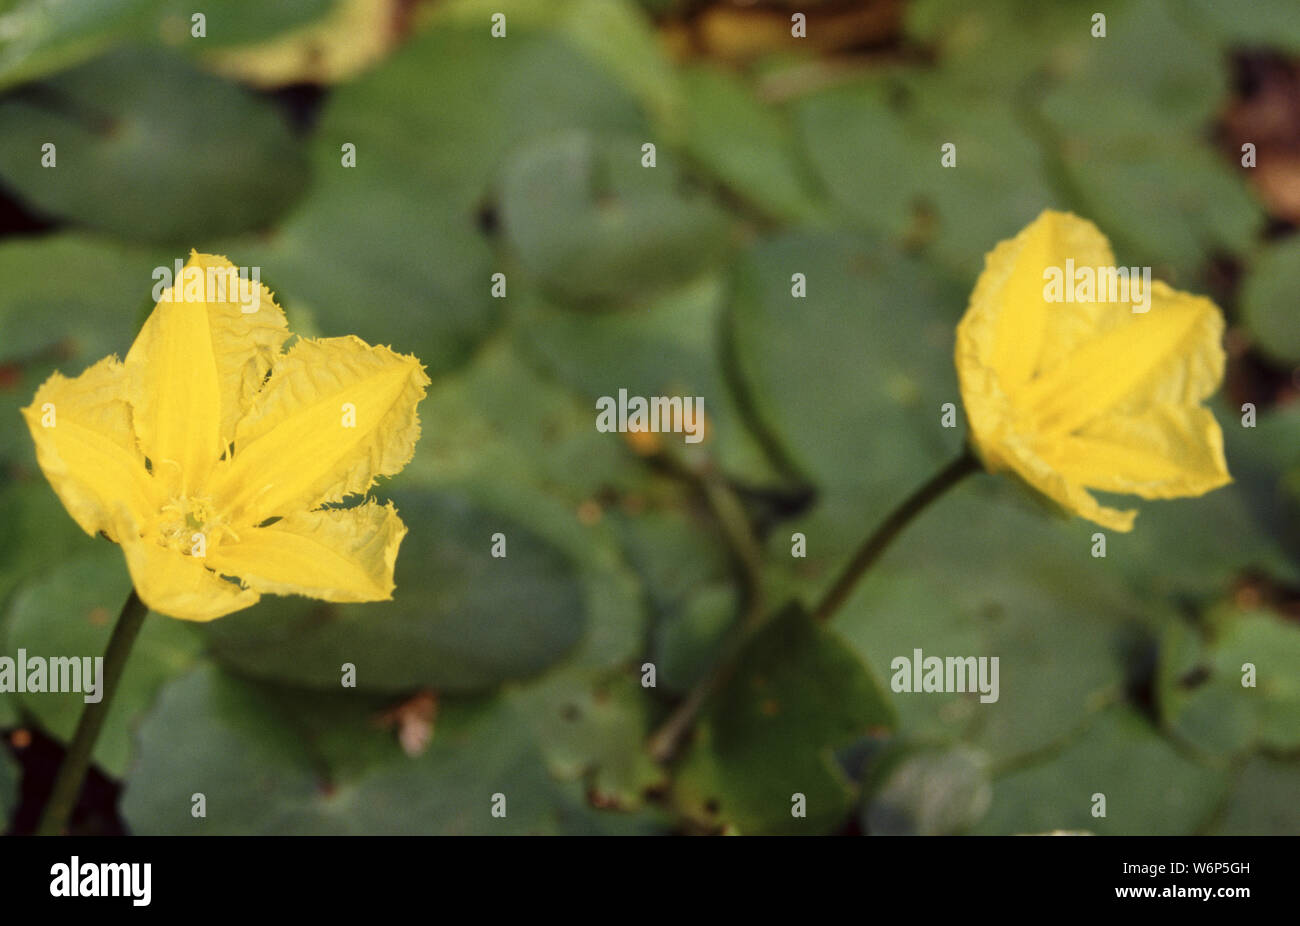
[153,495,238,554]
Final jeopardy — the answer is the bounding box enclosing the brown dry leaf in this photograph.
[667,0,902,62]
[377,689,438,757]
[1222,55,1300,222]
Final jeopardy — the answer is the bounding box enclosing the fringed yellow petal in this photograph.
[124,251,288,495]
[207,500,405,602]
[956,210,1231,532]
[24,249,426,623]
[210,336,429,522]
[20,357,158,540]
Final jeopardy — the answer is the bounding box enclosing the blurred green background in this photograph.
[1,0,1299,835]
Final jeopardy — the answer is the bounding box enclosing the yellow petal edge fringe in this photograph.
[956,210,1231,533]
[21,251,430,621]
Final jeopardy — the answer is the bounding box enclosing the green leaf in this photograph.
[831,486,1134,762]
[1039,0,1228,139]
[1160,608,1300,756]
[726,229,966,551]
[405,336,652,671]
[831,569,986,743]
[3,545,203,776]
[512,276,786,487]
[411,336,635,502]
[674,604,895,834]
[399,335,655,672]
[910,0,1261,284]
[0,479,93,612]
[0,0,341,90]
[230,174,499,378]
[122,664,668,834]
[0,0,154,91]
[230,23,649,376]
[1033,1,1261,282]
[973,706,1227,835]
[1240,235,1300,364]
[1048,139,1260,286]
[600,501,738,696]
[678,64,824,223]
[1235,404,1300,552]
[905,0,1097,98]
[520,670,665,809]
[794,75,1057,278]
[0,48,309,244]
[500,131,733,306]
[204,489,588,693]
[650,580,736,695]
[430,0,680,131]
[121,664,338,834]
[0,234,164,467]
[312,23,647,217]
[1182,0,1300,57]
[1210,757,1300,835]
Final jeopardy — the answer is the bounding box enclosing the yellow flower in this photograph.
[955,211,1231,532]
[21,252,430,621]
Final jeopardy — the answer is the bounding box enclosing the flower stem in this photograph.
[649,449,979,764]
[648,470,766,765]
[36,588,149,836]
[810,446,979,623]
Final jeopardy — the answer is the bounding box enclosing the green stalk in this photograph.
[810,447,979,623]
[650,447,979,764]
[36,589,149,836]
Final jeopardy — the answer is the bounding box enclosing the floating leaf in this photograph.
[678,64,824,223]
[1210,757,1300,835]
[726,229,966,552]
[795,75,1057,277]
[1160,608,1300,756]
[0,49,309,243]
[973,706,1226,835]
[674,605,895,834]
[0,0,153,91]
[122,664,668,834]
[3,546,203,776]
[204,489,588,693]
[500,131,733,306]
[1240,235,1300,363]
